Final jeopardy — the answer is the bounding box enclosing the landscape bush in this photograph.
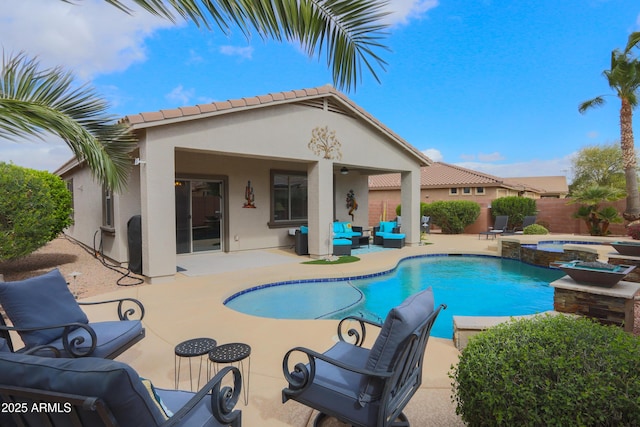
[450,315,640,426]
[490,196,537,229]
[0,163,73,261]
[523,224,549,235]
[423,200,480,234]
[395,202,429,218]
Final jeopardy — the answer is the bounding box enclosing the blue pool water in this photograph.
[225,256,565,338]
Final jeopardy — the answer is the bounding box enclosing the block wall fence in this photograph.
[368,195,630,236]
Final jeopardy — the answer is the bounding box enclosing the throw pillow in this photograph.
[0,269,89,348]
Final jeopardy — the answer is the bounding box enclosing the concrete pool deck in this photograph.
[80,233,622,426]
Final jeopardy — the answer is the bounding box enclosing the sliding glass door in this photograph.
[175,179,223,254]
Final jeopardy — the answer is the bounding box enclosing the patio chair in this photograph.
[282,288,446,427]
[0,348,242,427]
[0,269,145,359]
[295,226,309,255]
[512,215,537,234]
[372,221,406,248]
[478,215,509,239]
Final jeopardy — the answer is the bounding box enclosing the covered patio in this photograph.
[58,86,430,283]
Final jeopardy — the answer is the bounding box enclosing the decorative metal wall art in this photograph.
[243,180,256,208]
[308,126,342,160]
[346,189,358,221]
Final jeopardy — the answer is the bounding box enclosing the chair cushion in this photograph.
[156,388,218,427]
[39,320,143,358]
[382,233,406,240]
[0,351,166,427]
[0,338,8,352]
[300,225,308,234]
[0,269,89,348]
[379,221,395,233]
[359,288,435,405]
[333,239,352,246]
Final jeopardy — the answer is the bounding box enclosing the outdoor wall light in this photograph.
[340,167,349,175]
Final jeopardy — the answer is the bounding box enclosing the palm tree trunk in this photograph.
[620,98,640,221]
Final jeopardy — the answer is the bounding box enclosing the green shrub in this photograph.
[450,315,640,426]
[523,224,548,235]
[0,163,73,261]
[396,202,429,218]
[491,196,537,230]
[423,200,480,234]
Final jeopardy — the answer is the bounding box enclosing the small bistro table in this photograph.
[208,343,251,405]
[174,337,217,391]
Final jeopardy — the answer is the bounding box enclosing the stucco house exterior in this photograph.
[56,85,430,282]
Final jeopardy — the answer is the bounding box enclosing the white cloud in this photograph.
[383,0,439,25]
[422,148,443,161]
[166,85,195,105]
[0,136,73,172]
[0,0,173,79]
[219,45,254,60]
[587,131,600,139]
[454,155,574,180]
[477,151,505,162]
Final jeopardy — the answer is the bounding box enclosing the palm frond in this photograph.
[578,97,606,114]
[103,0,390,91]
[625,31,640,54]
[0,52,135,191]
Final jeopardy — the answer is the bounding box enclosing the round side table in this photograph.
[208,343,251,405]
[174,337,217,391]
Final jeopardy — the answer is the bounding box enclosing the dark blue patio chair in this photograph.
[512,215,537,234]
[0,269,145,359]
[478,215,509,239]
[282,288,446,427]
[0,348,242,427]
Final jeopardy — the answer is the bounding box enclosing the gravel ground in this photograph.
[0,235,147,299]
[1,234,639,334]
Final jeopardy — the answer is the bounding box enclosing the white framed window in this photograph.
[476,187,485,195]
[462,187,471,195]
[449,188,458,195]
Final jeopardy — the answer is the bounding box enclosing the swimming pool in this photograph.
[225,255,565,338]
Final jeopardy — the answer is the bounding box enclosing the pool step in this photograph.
[453,311,559,351]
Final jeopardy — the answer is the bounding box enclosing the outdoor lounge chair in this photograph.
[282,288,446,427]
[0,269,145,359]
[373,221,406,248]
[295,226,309,255]
[0,348,242,427]
[478,215,509,239]
[512,215,537,234]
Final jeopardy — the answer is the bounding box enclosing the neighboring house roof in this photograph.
[503,176,569,197]
[369,162,539,191]
[122,84,430,167]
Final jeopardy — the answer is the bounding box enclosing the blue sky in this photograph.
[1,0,640,180]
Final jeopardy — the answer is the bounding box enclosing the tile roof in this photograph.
[503,176,568,195]
[369,162,511,189]
[122,85,430,166]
